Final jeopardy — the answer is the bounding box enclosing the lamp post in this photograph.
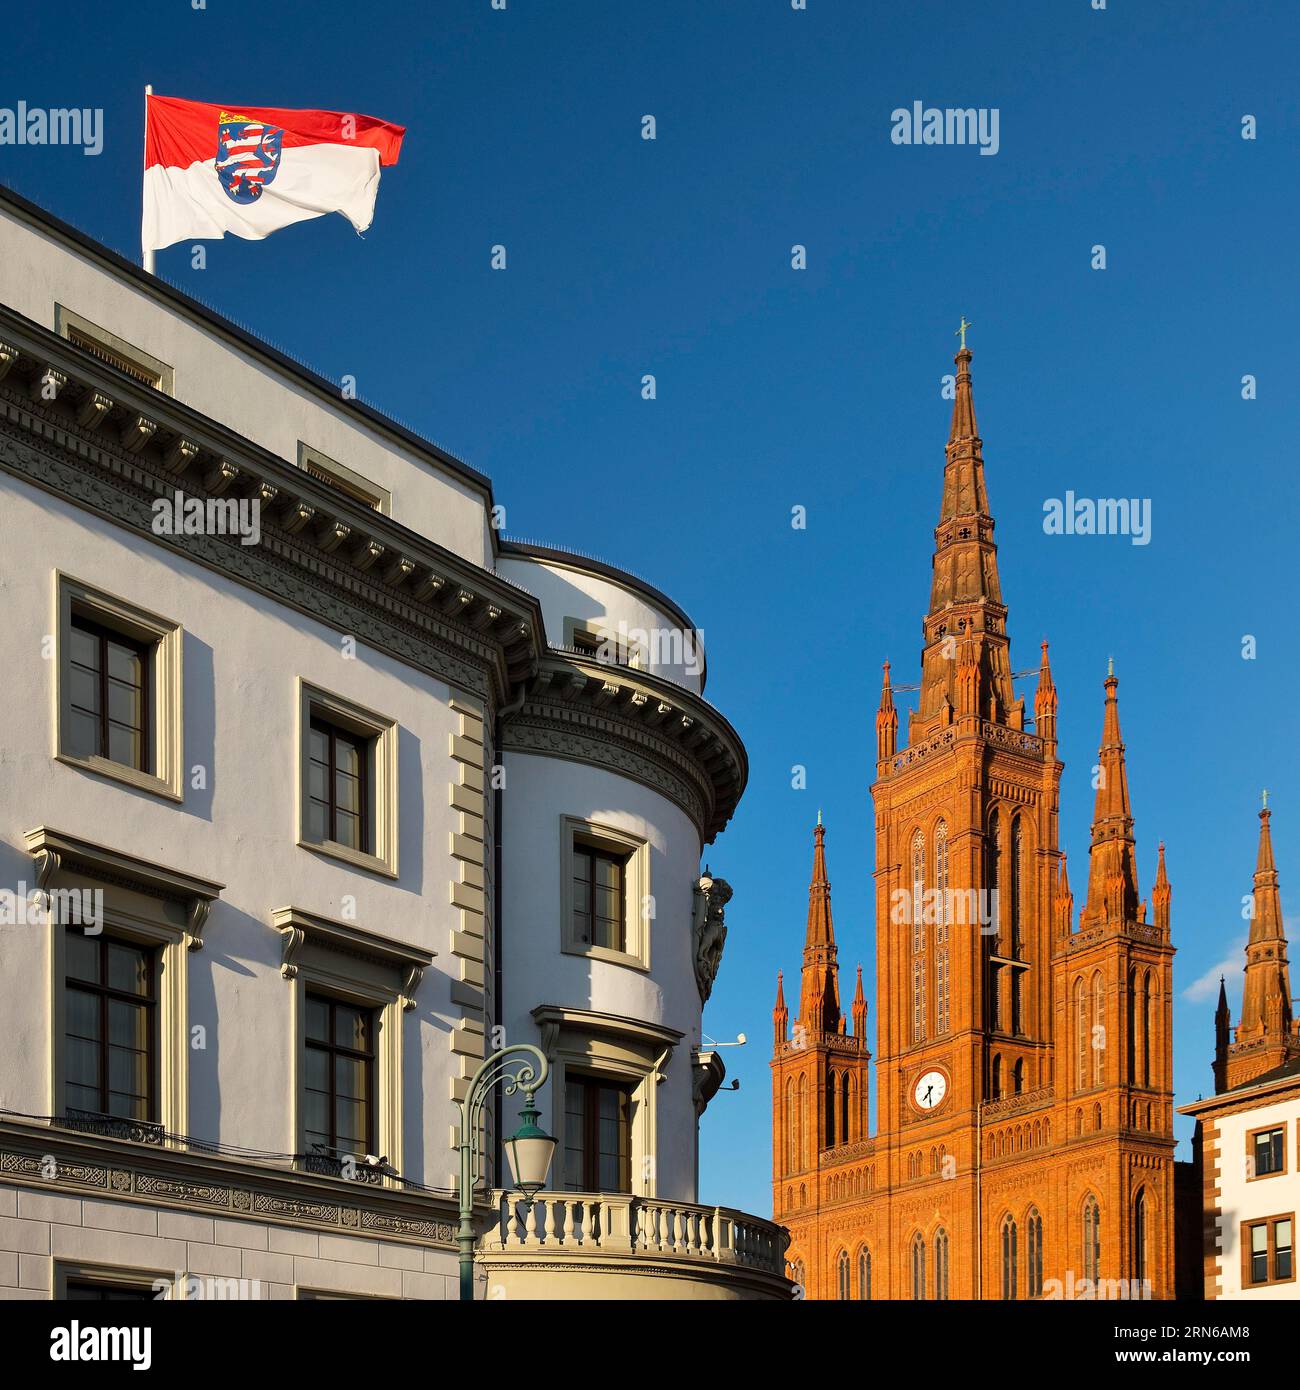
[456,1043,555,1302]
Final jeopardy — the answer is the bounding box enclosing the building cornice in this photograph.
[0,183,496,509]
[0,305,543,707]
[0,1116,459,1248]
[503,654,747,843]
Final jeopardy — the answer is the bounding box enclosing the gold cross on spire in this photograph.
[955,316,972,350]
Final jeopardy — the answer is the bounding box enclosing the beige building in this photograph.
[0,184,789,1301]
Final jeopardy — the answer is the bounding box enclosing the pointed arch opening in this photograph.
[1027,1206,1044,1298]
[911,1231,927,1300]
[934,1226,950,1300]
[1001,1214,1018,1300]
[935,820,950,1035]
[911,829,927,1043]
[1083,1194,1101,1283]
[836,1248,850,1300]
[857,1245,872,1300]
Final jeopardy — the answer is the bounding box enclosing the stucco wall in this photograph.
[498,749,703,1201]
[0,477,466,1185]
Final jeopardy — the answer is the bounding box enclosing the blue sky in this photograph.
[2,0,1298,1219]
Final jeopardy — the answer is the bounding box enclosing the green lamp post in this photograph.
[456,1044,555,1301]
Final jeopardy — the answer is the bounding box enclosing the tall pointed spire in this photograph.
[1034,639,1057,748]
[1054,852,1074,937]
[799,818,841,1035]
[919,339,1014,724]
[1153,841,1172,937]
[1214,976,1231,1094]
[876,660,898,761]
[1080,666,1141,928]
[851,963,868,1043]
[1235,800,1293,1039]
[773,970,788,1052]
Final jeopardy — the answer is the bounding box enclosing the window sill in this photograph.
[298,836,397,880]
[56,752,182,803]
[562,940,650,973]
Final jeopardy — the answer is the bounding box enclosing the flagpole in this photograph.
[142,85,155,274]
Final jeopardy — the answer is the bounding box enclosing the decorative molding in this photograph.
[24,824,223,950]
[0,1122,457,1248]
[447,698,489,1105]
[0,312,543,708]
[270,906,434,1010]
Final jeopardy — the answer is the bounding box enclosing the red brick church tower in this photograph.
[772,340,1178,1299]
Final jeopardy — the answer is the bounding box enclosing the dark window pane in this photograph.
[66,932,101,984]
[107,943,149,996]
[68,709,101,760]
[107,722,140,768]
[69,625,99,670]
[306,996,330,1043]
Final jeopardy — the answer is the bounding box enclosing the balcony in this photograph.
[477,1191,793,1300]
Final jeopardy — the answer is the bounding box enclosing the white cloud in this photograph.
[1183,938,1246,1004]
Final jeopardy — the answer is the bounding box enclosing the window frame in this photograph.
[303,991,378,1164]
[54,573,184,801]
[63,927,160,1126]
[1241,1213,1295,1290]
[559,816,651,970]
[1247,1123,1288,1181]
[56,304,174,394]
[296,442,391,515]
[563,1071,634,1194]
[297,680,399,878]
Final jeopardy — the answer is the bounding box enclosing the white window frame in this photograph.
[54,572,185,802]
[560,815,651,971]
[297,680,399,878]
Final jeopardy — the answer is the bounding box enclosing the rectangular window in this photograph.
[573,843,628,953]
[65,1279,157,1301]
[64,929,156,1123]
[307,717,372,855]
[1252,1126,1286,1178]
[304,993,376,1161]
[296,443,390,514]
[1243,1215,1295,1288]
[564,1074,632,1193]
[56,577,183,800]
[68,613,151,772]
[560,817,650,969]
[298,683,398,877]
[56,305,173,393]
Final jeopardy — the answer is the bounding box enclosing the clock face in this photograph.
[913,1069,948,1112]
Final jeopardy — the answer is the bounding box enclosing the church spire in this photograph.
[919,338,1014,724]
[1034,640,1057,748]
[1080,665,1141,928]
[773,970,788,1052]
[852,963,868,1042]
[876,660,897,761]
[799,818,841,1035]
[1153,841,1172,937]
[1236,799,1294,1041]
[1214,976,1231,1094]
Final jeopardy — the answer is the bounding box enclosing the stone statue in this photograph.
[692,870,732,1003]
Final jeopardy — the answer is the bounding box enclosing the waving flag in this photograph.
[143,94,404,254]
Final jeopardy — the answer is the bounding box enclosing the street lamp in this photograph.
[456,1044,555,1301]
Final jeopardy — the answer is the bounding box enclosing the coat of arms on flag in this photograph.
[215,111,283,203]
[142,94,404,255]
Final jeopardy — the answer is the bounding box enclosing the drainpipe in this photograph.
[492,680,530,1182]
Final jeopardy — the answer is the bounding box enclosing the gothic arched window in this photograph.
[991,1053,1002,1100]
[785,1078,796,1170]
[825,1072,838,1147]
[911,830,927,1043]
[986,813,1002,1030]
[1133,1189,1147,1283]
[1012,1058,1024,1094]
[934,1227,949,1300]
[1083,1195,1101,1283]
[1092,971,1105,1086]
[797,1073,808,1167]
[911,1233,926,1300]
[1142,969,1154,1087]
[1027,1206,1044,1297]
[1074,977,1088,1090]
[836,1249,850,1300]
[1010,816,1024,957]
[1001,1215,1018,1300]
[789,1258,805,1293]
[935,821,950,1035]
[857,1246,871,1300]
[841,1071,851,1143]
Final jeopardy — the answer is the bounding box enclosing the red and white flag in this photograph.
[143,94,404,253]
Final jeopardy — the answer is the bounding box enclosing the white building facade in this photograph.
[0,186,788,1301]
